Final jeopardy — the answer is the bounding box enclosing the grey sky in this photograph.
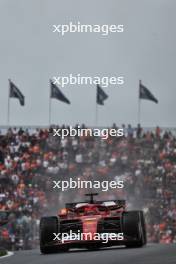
[0,0,175,127]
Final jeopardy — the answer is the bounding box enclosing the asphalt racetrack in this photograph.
[1,244,176,264]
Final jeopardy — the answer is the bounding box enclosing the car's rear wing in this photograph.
[65,200,126,210]
[101,200,126,210]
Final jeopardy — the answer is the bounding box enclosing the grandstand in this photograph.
[0,125,176,249]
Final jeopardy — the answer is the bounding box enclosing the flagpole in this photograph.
[95,102,98,126]
[95,85,98,126]
[138,80,141,124]
[7,79,11,126]
[49,80,52,126]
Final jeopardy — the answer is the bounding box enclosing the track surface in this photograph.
[1,244,176,264]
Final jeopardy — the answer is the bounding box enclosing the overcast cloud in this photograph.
[0,0,175,127]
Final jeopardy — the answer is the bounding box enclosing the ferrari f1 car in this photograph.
[40,193,147,253]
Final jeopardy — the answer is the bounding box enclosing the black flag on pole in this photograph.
[9,80,25,106]
[50,80,70,104]
[139,83,158,104]
[96,84,108,105]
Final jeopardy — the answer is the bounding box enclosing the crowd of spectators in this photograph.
[0,124,176,249]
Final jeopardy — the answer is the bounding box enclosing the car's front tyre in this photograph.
[122,211,147,248]
[40,216,59,254]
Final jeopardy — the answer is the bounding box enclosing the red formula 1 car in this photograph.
[40,194,147,253]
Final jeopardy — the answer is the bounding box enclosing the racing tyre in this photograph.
[122,211,147,248]
[40,216,59,254]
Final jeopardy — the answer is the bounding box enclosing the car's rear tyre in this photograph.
[40,216,59,254]
[122,211,147,248]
